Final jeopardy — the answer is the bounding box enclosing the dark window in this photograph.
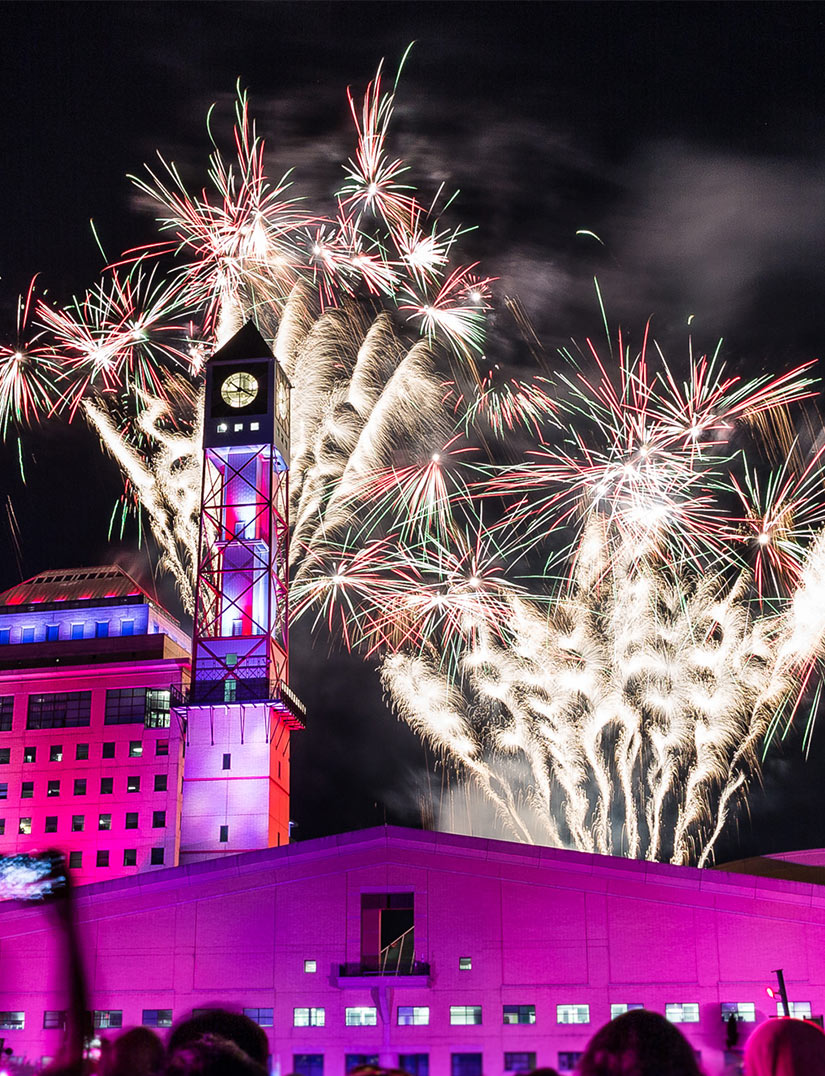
[50,745,63,762]
[92,1011,122,1030]
[400,1057,429,1076]
[45,816,58,833]
[96,851,109,868]
[0,820,5,835]
[243,1008,273,1027]
[100,777,113,795]
[219,825,229,843]
[154,774,167,792]
[361,891,415,973]
[142,1009,173,1028]
[150,847,164,865]
[105,688,145,725]
[46,625,59,642]
[222,753,231,770]
[76,743,89,761]
[557,1054,583,1073]
[156,740,169,756]
[24,746,36,763]
[22,781,34,798]
[292,1057,323,1076]
[0,748,9,764]
[99,814,111,831]
[125,812,139,829]
[152,811,166,828]
[72,816,84,832]
[43,1011,66,1030]
[123,849,137,867]
[346,1057,378,1074]
[0,696,12,731]
[74,779,87,796]
[503,1006,535,1025]
[68,852,82,868]
[47,780,60,797]
[451,1055,483,1076]
[0,782,6,800]
[102,742,115,759]
[504,1054,536,1073]
[27,692,91,729]
[127,776,140,793]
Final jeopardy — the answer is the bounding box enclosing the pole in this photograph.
[774,968,791,1017]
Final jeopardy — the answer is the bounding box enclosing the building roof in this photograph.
[0,565,158,610]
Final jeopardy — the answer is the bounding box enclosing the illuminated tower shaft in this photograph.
[178,322,303,863]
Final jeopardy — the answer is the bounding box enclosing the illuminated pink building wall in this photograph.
[2,826,825,1076]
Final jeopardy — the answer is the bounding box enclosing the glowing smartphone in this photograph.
[0,851,68,902]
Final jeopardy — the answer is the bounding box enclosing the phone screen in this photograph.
[0,851,67,902]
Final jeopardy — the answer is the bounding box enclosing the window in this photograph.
[292,1057,323,1076]
[142,1010,173,1028]
[0,629,9,646]
[347,1058,379,1074]
[557,1053,584,1073]
[24,746,36,763]
[450,1006,482,1026]
[92,1011,122,1029]
[47,780,60,797]
[50,745,63,762]
[156,739,169,756]
[95,621,109,638]
[557,1004,590,1024]
[346,1006,377,1026]
[304,959,317,973]
[68,851,82,868]
[96,851,109,868]
[45,816,58,833]
[0,820,5,835]
[129,741,143,758]
[43,1011,66,1030]
[503,1005,535,1025]
[145,689,171,729]
[611,1004,644,1019]
[0,748,8,764]
[76,743,89,761]
[360,891,415,973]
[721,1002,756,1023]
[0,782,7,800]
[293,1008,325,1027]
[665,1003,699,1024]
[70,623,84,640]
[125,812,139,829]
[121,619,135,637]
[0,697,11,730]
[399,1056,429,1076]
[74,779,87,796]
[222,753,231,770]
[224,678,237,702]
[71,816,84,832]
[504,1054,536,1074]
[778,1001,812,1018]
[459,957,472,970]
[123,849,137,867]
[46,625,59,641]
[104,687,144,724]
[154,774,167,792]
[398,1006,429,1026]
[243,1008,273,1027]
[451,1054,483,1076]
[22,781,34,798]
[100,777,113,795]
[27,691,91,729]
[102,742,115,758]
[150,847,164,865]
[127,776,140,793]
[0,1012,25,1030]
[219,824,229,843]
[152,811,166,828]
[21,626,35,643]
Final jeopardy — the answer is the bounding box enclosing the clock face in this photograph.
[220,370,259,409]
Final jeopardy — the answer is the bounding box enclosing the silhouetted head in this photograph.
[744,1018,825,1076]
[164,1035,266,1076]
[167,1011,269,1066]
[578,1008,703,1076]
[101,1026,164,1076]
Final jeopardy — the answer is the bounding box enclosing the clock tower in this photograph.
[177,321,304,863]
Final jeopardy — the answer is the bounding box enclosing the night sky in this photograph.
[1,2,825,861]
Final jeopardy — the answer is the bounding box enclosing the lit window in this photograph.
[346,1006,377,1027]
[68,851,82,868]
[250,422,260,431]
[43,1011,66,1030]
[721,1002,756,1023]
[778,1001,812,1018]
[95,621,109,638]
[0,629,8,645]
[451,1054,482,1076]
[156,740,169,756]
[24,746,36,763]
[0,749,9,764]
[557,1004,590,1025]
[450,1006,482,1026]
[152,811,166,828]
[70,624,84,640]
[46,625,59,641]
[50,745,63,762]
[459,957,472,970]
[142,1010,173,1028]
[293,1007,325,1027]
[150,847,164,865]
[243,1008,273,1027]
[129,741,143,757]
[219,824,229,843]
[71,816,84,832]
[123,849,137,867]
[18,816,31,834]
[96,851,109,868]
[666,1003,699,1024]
[504,1052,536,1074]
[127,776,140,793]
[47,780,60,797]
[22,781,34,798]
[0,1012,24,1030]
[154,774,168,791]
[45,816,58,833]
[398,1006,429,1026]
[217,423,228,433]
[21,627,35,643]
[99,813,112,831]
[92,1011,122,1030]
[125,812,139,829]
[611,1004,644,1019]
[234,423,243,432]
[224,678,237,701]
[76,743,89,760]
[74,778,87,796]
[121,619,135,637]
[304,959,317,973]
[503,1005,535,1025]
[0,782,6,800]
[100,777,113,795]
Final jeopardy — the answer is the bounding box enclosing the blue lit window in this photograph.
[21,627,35,643]
[142,1010,173,1028]
[292,1056,323,1076]
[121,619,135,636]
[46,625,59,641]
[400,1057,429,1076]
[95,621,109,638]
[451,1055,482,1076]
[70,624,84,640]
[0,629,10,645]
[242,1008,273,1027]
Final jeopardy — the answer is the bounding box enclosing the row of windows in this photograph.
[0,690,171,732]
[0,619,137,645]
[0,773,168,799]
[0,740,169,761]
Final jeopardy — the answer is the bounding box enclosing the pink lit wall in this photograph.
[2,827,825,1075]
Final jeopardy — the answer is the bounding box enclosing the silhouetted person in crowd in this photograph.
[100,1027,164,1076]
[744,1017,825,1076]
[578,1008,703,1076]
[164,1034,267,1076]
[526,1068,560,1076]
[167,1010,269,1066]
